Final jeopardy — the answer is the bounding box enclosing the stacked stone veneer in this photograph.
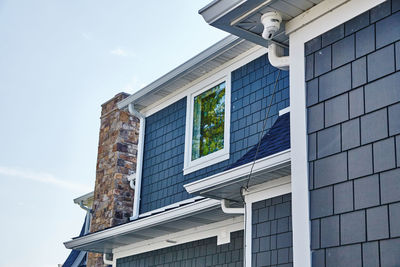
[87,92,139,267]
[306,1,400,266]
[117,231,244,267]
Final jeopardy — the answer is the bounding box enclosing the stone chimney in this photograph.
[87,92,139,267]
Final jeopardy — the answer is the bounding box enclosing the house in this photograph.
[64,0,400,266]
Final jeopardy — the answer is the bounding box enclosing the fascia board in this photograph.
[184,149,291,195]
[64,198,220,250]
[117,35,242,110]
[285,0,350,35]
[198,0,246,24]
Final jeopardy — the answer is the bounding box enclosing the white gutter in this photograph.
[128,103,145,220]
[184,149,291,195]
[268,43,289,71]
[220,199,244,214]
[64,198,220,251]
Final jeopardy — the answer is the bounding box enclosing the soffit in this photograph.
[73,191,94,209]
[64,198,241,254]
[199,0,324,47]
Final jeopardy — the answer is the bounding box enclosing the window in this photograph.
[184,76,231,175]
[192,81,225,160]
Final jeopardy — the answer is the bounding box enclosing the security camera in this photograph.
[261,12,282,40]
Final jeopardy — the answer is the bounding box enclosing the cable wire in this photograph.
[240,70,282,200]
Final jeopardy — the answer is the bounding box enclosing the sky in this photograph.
[0,1,227,266]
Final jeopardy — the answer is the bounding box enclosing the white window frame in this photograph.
[183,74,231,175]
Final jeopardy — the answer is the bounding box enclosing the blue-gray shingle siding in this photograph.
[306,2,400,266]
[252,193,293,267]
[140,54,290,213]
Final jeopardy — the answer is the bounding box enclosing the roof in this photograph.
[64,198,241,253]
[73,191,94,209]
[228,111,290,169]
[184,111,291,201]
[199,0,324,47]
[117,35,257,112]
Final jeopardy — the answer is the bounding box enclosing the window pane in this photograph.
[192,82,225,160]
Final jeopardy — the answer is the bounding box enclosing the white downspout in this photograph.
[268,43,289,71]
[128,103,145,221]
[220,199,246,265]
[220,199,244,214]
[103,253,114,266]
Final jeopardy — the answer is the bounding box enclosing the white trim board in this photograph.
[113,216,244,260]
[287,0,385,266]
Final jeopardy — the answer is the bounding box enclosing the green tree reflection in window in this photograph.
[192,81,225,160]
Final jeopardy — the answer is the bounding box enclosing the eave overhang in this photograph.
[73,191,94,208]
[199,0,324,48]
[184,149,291,202]
[64,198,242,254]
[117,35,257,112]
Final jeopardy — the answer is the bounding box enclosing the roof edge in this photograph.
[184,149,291,196]
[73,191,94,205]
[198,0,246,24]
[64,198,220,252]
[117,34,242,110]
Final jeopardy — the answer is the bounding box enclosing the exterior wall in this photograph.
[252,193,293,267]
[306,2,400,266]
[140,54,289,213]
[88,93,139,267]
[141,98,188,212]
[116,230,244,267]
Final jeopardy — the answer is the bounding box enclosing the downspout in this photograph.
[220,199,246,265]
[78,201,91,213]
[220,199,245,214]
[268,43,289,71]
[127,103,145,220]
[103,253,113,266]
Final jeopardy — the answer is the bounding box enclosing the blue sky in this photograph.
[0,1,227,266]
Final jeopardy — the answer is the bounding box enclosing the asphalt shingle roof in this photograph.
[227,112,290,170]
[63,216,88,267]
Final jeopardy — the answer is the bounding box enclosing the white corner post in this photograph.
[289,31,311,267]
[288,0,385,266]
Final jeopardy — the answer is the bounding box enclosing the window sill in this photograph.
[183,151,230,175]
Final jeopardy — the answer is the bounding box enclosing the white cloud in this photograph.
[110,47,135,57]
[0,166,91,194]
